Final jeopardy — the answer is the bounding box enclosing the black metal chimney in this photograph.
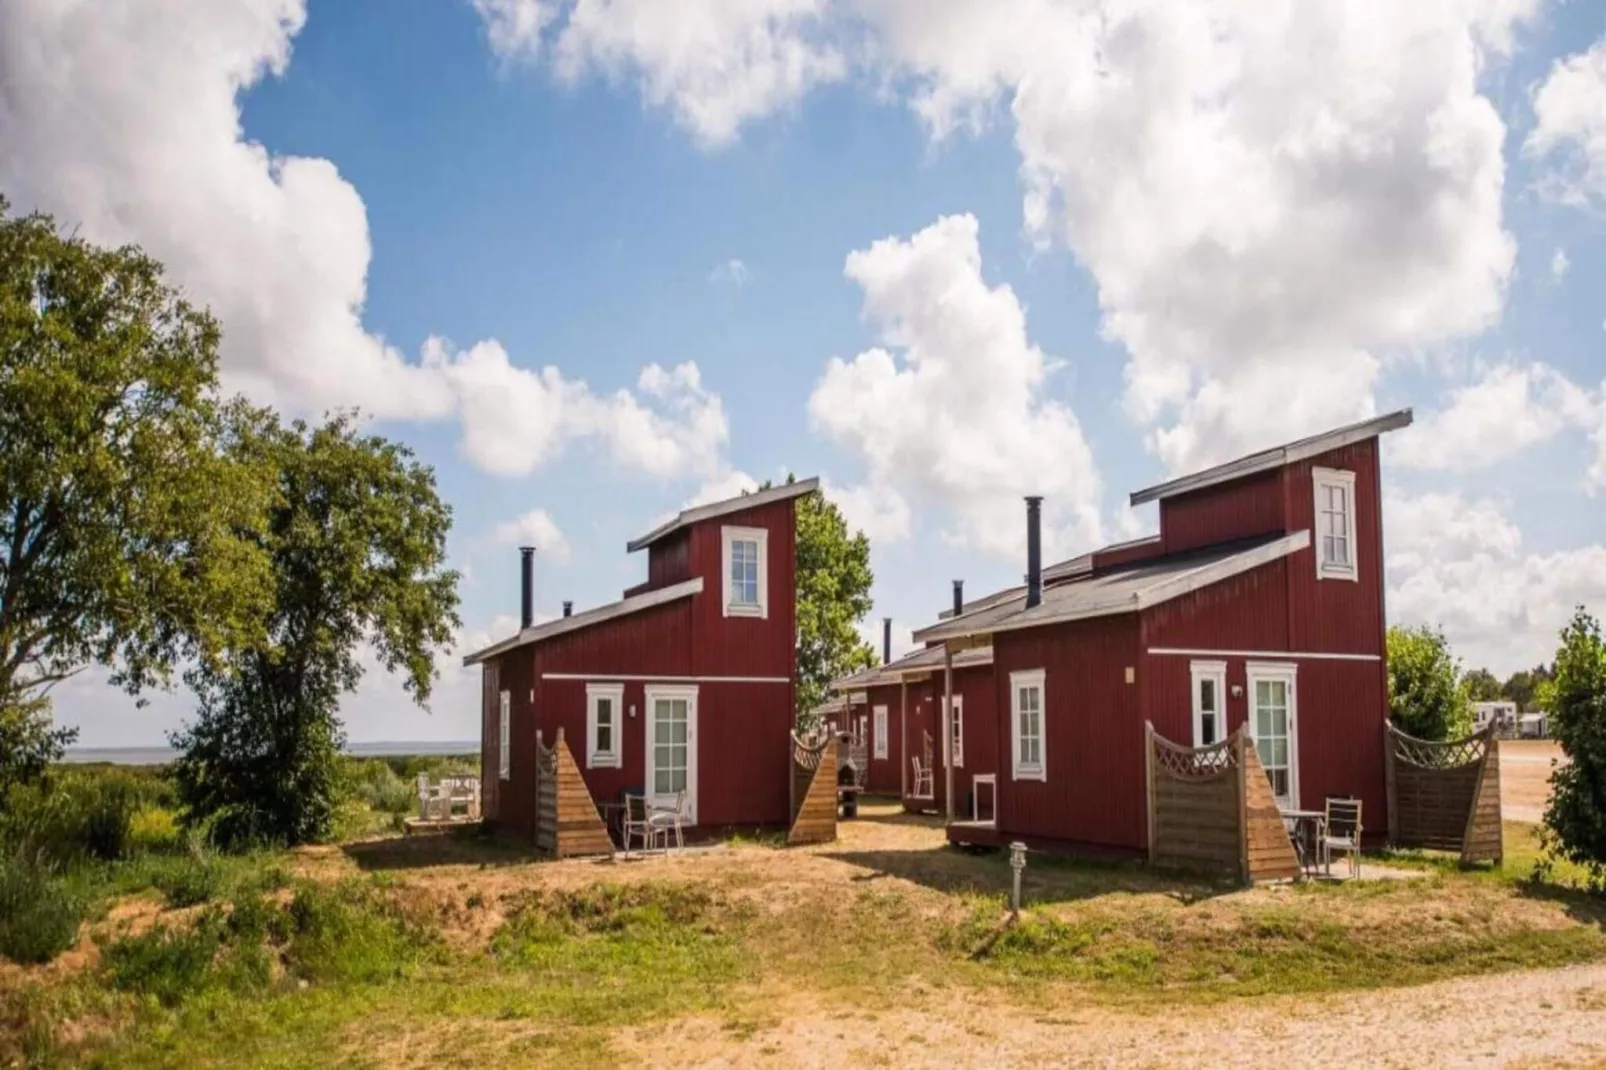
[562,601,573,618]
[519,547,535,629]
[1024,497,1043,609]
[952,580,964,618]
[882,617,892,664]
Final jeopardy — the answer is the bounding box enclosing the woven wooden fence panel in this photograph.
[534,728,613,858]
[1386,721,1502,865]
[789,733,837,845]
[1146,723,1300,885]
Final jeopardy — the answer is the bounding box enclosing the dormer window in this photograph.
[721,526,768,618]
[1312,467,1357,581]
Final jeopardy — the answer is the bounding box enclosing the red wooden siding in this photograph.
[1091,537,1164,571]
[1281,439,1386,657]
[1142,558,1291,651]
[951,665,998,816]
[857,683,904,794]
[1160,468,1286,554]
[992,616,1145,851]
[486,491,802,839]
[480,660,501,821]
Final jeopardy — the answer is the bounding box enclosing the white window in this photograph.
[1009,669,1046,781]
[1190,660,1227,748]
[497,689,511,780]
[1312,467,1358,581]
[586,683,624,769]
[949,694,965,768]
[1247,662,1299,809]
[721,525,769,618]
[873,705,888,759]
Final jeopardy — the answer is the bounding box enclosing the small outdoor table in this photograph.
[1279,808,1326,875]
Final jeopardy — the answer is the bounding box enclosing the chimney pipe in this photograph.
[1024,497,1043,609]
[562,601,573,618]
[952,579,964,618]
[519,547,535,629]
[882,617,892,665]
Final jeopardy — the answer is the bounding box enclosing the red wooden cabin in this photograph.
[464,478,817,840]
[913,411,1411,855]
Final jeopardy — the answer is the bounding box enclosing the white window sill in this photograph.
[1317,565,1358,582]
[1012,767,1045,782]
[725,602,766,618]
[588,755,621,770]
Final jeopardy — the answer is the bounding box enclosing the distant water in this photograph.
[63,741,479,765]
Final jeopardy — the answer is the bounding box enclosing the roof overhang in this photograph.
[916,531,1311,644]
[462,577,703,666]
[1129,409,1413,507]
[626,477,819,553]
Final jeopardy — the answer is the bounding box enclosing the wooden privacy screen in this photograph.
[1145,723,1301,886]
[534,728,614,858]
[1385,721,1502,865]
[788,732,837,845]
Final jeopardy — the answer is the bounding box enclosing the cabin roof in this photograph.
[831,644,995,691]
[461,577,703,666]
[625,477,820,553]
[913,531,1309,643]
[1127,409,1413,507]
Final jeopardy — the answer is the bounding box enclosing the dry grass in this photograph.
[9,801,1606,1068]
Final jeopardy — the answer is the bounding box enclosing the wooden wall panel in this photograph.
[1160,468,1287,555]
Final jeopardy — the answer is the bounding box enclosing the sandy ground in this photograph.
[612,962,1606,1069]
[1502,740,1564,824]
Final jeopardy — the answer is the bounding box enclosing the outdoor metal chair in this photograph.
[647,790,687,850]
[911,757,933,798]
[620,792,652,856]
[1322,797,1364,878]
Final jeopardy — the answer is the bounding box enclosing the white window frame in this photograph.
[949,693,965,768]
[1189,660,1228,749]
[873,705,888,759]
[497,689,511,780]
[585,682,624,769]
[1312,467,1358,582]
[1246,661,1299,809]
[1009,669,1047,782]
[721,525,769,618]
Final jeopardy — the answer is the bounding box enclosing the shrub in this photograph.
[341,758,417,815]
[1387,625,1473,740]
[0,770,146,866]
[1542,608,1606,889]
[0,857,87,964]
[102,919,223,1007]
[152,852,227,908]
[284,882,433,984]
[128,806,182,854]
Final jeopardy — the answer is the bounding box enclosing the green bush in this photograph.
[0,857,87,964]
[1387,625,1473,740]
[342,758,417,815]
[1542,608,1606,889]
[0,770,147,865]
[102,919,223,1007]
[284,882,433,984]
[152,852,227,908]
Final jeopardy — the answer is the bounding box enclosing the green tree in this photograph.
[790,481,875,722]
[1541,608,1606,888]
[1463,668,1502,703]
[1386,625,1473,740]
[173,414,460,847]
[0,200,272,787]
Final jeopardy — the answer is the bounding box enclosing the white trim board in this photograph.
[540,672,792,683]
[1146,647,1380,662]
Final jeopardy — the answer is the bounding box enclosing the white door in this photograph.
[645,686,698,824]
[1247,664,1298,808]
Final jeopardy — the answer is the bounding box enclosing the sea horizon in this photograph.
[63,740,480,765]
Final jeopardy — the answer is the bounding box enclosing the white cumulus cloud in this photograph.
[809,214,1102,560]
[491,508,571,563]
[1391,362,1600,474]
[1526,35,1606,207]
[822,480,912,544]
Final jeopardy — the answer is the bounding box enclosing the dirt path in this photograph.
[1503,741,1564,824]
[614,961,1606,1069]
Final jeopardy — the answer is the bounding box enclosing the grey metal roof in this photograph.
[831,644,994,691]
[914,531,1310,643]
[1128,409,1413,507]
[461,577,703,666]
[626,477,820,552]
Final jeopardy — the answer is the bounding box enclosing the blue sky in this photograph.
[3,0,1605,746]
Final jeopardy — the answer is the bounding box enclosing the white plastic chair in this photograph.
[1323,797,1364,878]
[647,790,687,850]
[620,793,651,856]
[911,757,933,798]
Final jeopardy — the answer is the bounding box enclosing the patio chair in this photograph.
[1322,797,1364,878]
[647,790,687,851]
[620,792,652,856]
[911,757,933,798]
